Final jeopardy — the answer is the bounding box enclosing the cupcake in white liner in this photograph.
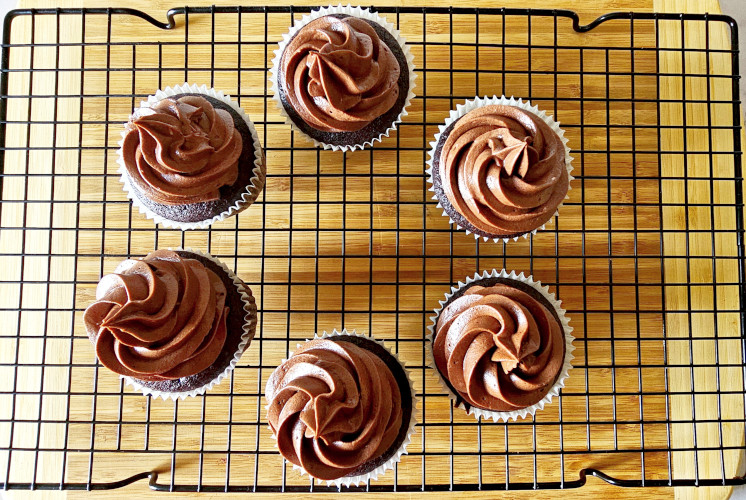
[265,329,417,487]
[270,5,416,151]
[118,83,266,230]
[83,248,257,401]
[427,269,574,422]
[426,95,574,243]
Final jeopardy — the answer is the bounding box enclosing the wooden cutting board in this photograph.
[3,0,743,499]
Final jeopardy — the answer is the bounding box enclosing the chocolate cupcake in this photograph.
[83,249,257,400]
[265,329,416,486]
[118,83,266,229]
[427,96,573,242]
[428,270,574,421]
[270,5,416,151]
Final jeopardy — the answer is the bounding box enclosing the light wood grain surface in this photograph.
[2,0,743,498]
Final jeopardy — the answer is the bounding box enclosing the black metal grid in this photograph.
[0,5,744,493]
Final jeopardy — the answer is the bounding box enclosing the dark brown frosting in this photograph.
[438,104,568,236]
[281,15,401,133]
[266,338,403,480]
[433,283,565,411]
[121,95,242,205]
[83,250,230,381]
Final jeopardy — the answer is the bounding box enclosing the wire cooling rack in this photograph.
[0,5,744,493]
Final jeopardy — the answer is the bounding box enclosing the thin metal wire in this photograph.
[629,14,647,486]
[0,6,744,493]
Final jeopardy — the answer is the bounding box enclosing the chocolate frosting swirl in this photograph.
[121,95,242,205]
[438,104,568,236]
[266,338,403,480]
[281,15,401,132]
[83,250,230,381]
[433,283,565,411]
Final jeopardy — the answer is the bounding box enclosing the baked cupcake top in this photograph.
[121,95,242,205]
[433,282,565,412]
[83,250,230,381]
[436,104,568,237]
[280,15,401,133]
[266,337,403,481]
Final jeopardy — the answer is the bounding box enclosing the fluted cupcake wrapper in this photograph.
[426,269,575,422]
[117,83,266,230]
[122,248,258,400]
[269,4,417,152]
[426,95,575,243]
[266,328,418,488]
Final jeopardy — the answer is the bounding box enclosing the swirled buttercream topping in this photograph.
[433,283,565,411]
[121,95,242,205]
[281,15,401,132]
[266,338,403,480]
[83,250,230,381]
[438,105,568,236]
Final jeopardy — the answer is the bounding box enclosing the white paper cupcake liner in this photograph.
[426,269,574,422]
[269,5,417,152]
[117,83,266,230]
[120,248,258,400]
[266,328,418,487]
[426,95,575,243]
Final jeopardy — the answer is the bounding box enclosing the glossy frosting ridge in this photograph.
[121,95,242,205]
[433,283,565,411]
[83,250,230,381]
[266,338,403,480]
[281,15,401,132]
[438,104,568,236]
